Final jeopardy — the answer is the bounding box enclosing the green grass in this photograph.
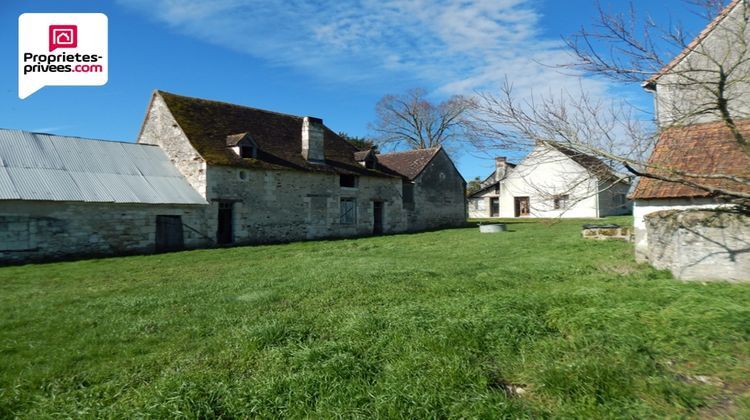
[1,217,749,418]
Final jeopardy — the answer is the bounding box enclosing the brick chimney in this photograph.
[302,116,325,163]
[495,156,508,181]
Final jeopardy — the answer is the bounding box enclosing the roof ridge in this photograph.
[543,141,616,180]
[155,90,306,121]
[646,0,743,86]
[0,127,140,146]
[379,147,441,156]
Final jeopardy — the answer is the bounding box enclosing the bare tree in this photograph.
[370,88,474,150]
[471,0,750,206]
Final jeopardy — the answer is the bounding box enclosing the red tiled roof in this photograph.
[631,119,750,199]
[376,147,442,180]
[646,0,742,86]
[154,91,397,177]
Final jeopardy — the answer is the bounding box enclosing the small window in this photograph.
[402,182,414,207]
[493,184,500,194]
[612,193,626,205]
[553,194,569,210]
[340,198,356,224]
[240,145,256,159]
[365,157,376,170]
[339,174,358,188]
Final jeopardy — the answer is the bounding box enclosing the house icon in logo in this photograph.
[49,25,77,51]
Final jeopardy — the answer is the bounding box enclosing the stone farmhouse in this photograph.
[631,0,750,280]
[468,142,632,218]
[0,91,466,263]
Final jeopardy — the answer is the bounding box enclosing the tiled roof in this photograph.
[353,150,373,161]
[376,147,442,180]
[646,0,742,86]
[156,91,395,177]
[546,143,618,181]
[225,132,251,147]
[467,181,499,198]
[631,119,750,199]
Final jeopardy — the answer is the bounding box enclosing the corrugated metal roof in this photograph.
[0,129,207,205]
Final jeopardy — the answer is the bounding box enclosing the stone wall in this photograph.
[407,150,466,230]
[0,201,209,264]
[633,197,721,262]
[581,225,634,241]
[644,209,749,282]
[206,165,407,243]
[137,93,208,195]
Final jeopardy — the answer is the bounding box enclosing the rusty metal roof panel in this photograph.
[0,129,207,205]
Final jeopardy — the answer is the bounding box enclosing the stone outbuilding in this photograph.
[0,129,208,263]
[631,0,750,281]
[137,90,466,245]
[376,147,467,231]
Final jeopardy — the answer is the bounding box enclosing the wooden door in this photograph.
[514,197,530,217]
[217,202,234,244]
[490,198,500,217]
[373,201,384,235]
[155,215,184,252]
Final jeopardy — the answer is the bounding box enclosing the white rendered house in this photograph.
[468,142,631,218]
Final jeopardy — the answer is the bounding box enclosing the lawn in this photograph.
[1,217,749,418]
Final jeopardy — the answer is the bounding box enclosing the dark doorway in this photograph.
[155,215,184,252]
[514,197,530,217]
[217,201,234,244]
[373,201,384,235]
[490,198,500,217]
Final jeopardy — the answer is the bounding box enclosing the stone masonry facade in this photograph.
[205,165,407,243]
[644,209,749,282]
[0,201,209,264]
[406,150,466,231]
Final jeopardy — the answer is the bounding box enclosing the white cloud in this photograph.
[118,0,613,98]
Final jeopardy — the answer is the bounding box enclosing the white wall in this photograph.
[496,145,601,218]
[467,191,497,218]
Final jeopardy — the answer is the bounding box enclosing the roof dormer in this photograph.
[226,132,258,159]
[353,147,378,170]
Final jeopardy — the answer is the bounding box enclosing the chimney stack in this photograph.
[302,116,325,163]
[495,157,507,181]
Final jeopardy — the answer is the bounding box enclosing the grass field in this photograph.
[1,217,749,418]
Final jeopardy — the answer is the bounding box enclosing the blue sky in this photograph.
[1,0,708,179]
